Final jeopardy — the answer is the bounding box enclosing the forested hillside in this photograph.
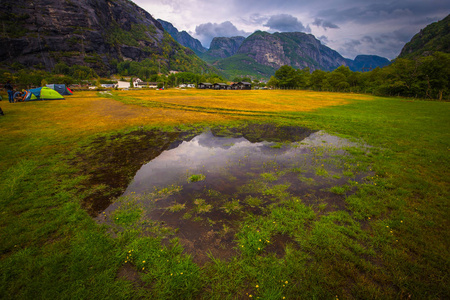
[399,14,449,59]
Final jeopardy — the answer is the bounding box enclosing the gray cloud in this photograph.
[316,1,449,25]
[263,14,311,33]
[195,21,248,47]
[312,18,339,30]
[361,36,374,44]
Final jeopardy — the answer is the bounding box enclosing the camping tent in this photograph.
[46,84,73,95]
[24,87,65,101]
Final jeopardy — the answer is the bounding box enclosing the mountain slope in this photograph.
[158,19,207,55]
[0,0,213,75]
[398,14,450,59]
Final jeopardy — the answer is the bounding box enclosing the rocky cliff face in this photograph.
[0,0,208,75]
[236,31,347,72]
[201,36,245,61]
[158,19,207,55]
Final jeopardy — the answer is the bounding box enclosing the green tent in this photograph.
[24,87,65,101]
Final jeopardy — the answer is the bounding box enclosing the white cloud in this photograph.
[195,21,249,47]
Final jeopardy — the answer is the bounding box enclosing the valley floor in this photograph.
[0,90,448,299]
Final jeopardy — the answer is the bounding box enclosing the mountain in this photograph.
[213,31,348,78]
[345,55,391,72]
[0,0,213,75]
[158,19,207,56]
[398,14,450,59]
[200,36,246,62]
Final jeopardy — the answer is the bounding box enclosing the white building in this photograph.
[117,81,131,89]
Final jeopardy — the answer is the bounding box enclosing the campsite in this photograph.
[0,89,448,299]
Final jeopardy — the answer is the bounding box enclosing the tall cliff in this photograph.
[158,19,207,56]
[201,36,246,62]
[0,0,212,75]
[237,31,347,71]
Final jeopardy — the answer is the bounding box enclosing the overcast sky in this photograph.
[133,0,449,60]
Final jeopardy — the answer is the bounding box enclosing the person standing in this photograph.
[4,81,14,103]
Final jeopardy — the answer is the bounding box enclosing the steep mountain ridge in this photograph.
[158,19,207,55]
[0,0,212,75]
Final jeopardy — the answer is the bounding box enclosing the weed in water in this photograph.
[260,172,278,182]
[244,196,264,207]
[342,170,355,177]
[188,174,206,183]
[194,198,213,214]
[222,198,242,214]
[167,203,186,213]
[329,185,349,195]
[315,167,329,177]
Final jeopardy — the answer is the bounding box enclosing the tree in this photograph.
[274,65,299,88]
[310,70,327,91]
[418,52,450,100]
[327,72,348,92]
[267,76,279,88]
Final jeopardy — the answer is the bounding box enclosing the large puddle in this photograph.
[95,125,373,264]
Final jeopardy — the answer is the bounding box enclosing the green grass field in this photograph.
[0,90,449,299]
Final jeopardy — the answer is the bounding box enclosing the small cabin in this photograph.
[213,83,230,90]
[231,81,252,90]
[198,82,213,89]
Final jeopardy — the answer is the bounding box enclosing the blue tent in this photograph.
[24,87,65,101]
[46,84,73,95]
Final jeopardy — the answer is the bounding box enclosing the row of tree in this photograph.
[2,52,448,100]
[0,63,227,89]
[268,52,449,100]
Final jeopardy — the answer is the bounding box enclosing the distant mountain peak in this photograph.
[345,55,391,72]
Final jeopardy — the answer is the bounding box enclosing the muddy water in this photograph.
[98,126,371,264]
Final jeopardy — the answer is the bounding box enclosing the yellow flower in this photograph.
[142,260,146,263]
[285,281,288,284]
[256,285,259,288]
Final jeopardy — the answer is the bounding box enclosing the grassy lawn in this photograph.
[0,90,448,299]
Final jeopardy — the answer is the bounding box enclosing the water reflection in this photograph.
[100,126,371,264]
